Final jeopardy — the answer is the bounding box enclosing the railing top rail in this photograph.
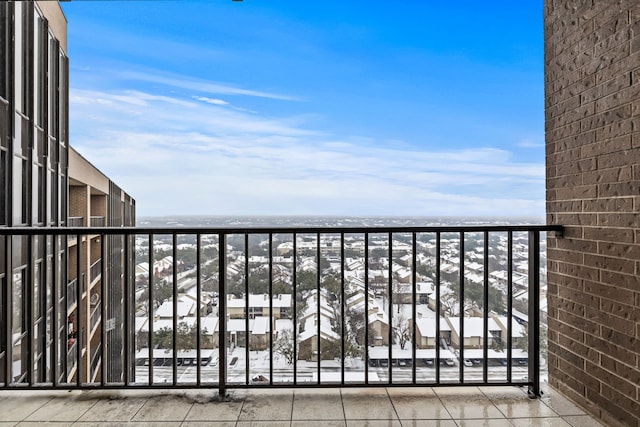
[0,224,563,236]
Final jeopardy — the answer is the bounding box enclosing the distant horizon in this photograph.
[136,214,547,227]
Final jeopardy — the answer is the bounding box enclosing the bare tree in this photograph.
[273,328,295,365]
[392,308,411,350]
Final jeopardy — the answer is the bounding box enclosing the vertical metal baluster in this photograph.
[364,233,369,385]
[316,232,321,383]
[435,232,441,385]
[269,233,273,385]
[293,233,297,385]
[340,232,345,386]
[411,232,417,385]
[124,233,131,385]
[218,233,227,397]
[388,232,393,384]
[100,233,106,386]
[172,233,177,385]
[483,230,489,384]
[196,233,201,386]
[148,234,154,385]
[51,235,58,387]
[528,231,541,398]
[244,233,249,385]
[458,231,464,384]
[28,235,33,386]
[75,234,81,387]
[507,231,513,384]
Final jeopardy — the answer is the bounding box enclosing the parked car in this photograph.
[251,374,269,384]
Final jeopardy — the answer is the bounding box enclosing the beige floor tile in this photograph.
[76,423,182,427]
[346,421,402,427]
[291,421,346,427]
[433,387,485,397]
[23,394,98,422]
[75,423,143,427]
[292,389,344,420]
[479,386,528,400]
[387,388,451,420]
[494,400,560,419]
[562,415,605,427]
[181,422,237,427]
[185,398,243,421]
[435,388,504,420]
[481,386,559,419]
[398,421,458,427]
[238,389,293,421]
[76,396,147,422]
[13,423,72,427]
[456,419,514,427]
[438,401,504,420]
[131,395,193,422]
[341,388,398,421]
[0,396,52,422]
[540,392,586,417]
[236,421,292,427]
[511,417,572,427]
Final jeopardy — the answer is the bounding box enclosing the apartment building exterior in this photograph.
[0,1,135,385]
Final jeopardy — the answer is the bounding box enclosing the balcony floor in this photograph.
[0,385,602,426]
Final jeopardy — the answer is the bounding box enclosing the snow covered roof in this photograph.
[251,316,270,335]
[446,317,500,337]
[415,317,452,337]
[155,298,195,318]
[226,294,292,308]
[493,316,526,338]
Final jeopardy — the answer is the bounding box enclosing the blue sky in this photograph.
[61,0,545,218]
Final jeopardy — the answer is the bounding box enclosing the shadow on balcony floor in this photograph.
[0,385,603,426]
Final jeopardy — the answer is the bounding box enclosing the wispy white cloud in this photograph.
[516,138,544,148]
[118,70,299,101]
[193,96,229,105]
[69,87,544,218]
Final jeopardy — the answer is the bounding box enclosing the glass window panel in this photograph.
[37,165,44,224]
[11,156,23,225]
[59,56,68,144]
[12,269,25,337]
[34,262,42,318]
[11,236,28,269]
[0,150,6,225]
[33,13,42,126]
[13,2,24,113]
[49,170,56,223]
[48,37,58,138]
[0,275,5,352]
[0,100,6,149]
[0,1,6,100]
[0,235,5,272]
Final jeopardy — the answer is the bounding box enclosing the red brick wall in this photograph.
[545,1,640,426]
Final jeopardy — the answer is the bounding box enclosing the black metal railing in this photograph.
[0,224,561,397]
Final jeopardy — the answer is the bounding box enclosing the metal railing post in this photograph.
[218,233,227,397]
[528,231,541,398]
